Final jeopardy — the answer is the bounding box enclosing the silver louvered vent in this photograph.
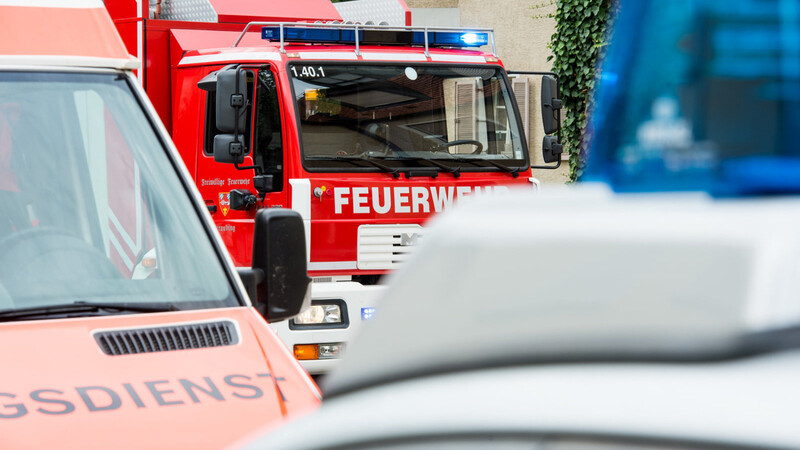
[94,320,239,356]
[358,224,423,270]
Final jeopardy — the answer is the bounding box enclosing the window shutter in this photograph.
[511,78,530,138]
[455,80,477,150]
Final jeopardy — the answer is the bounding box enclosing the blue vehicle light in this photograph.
[361,307,376,320]
[262,26,489,48]
[459,33,487,46]
[262,27,355,43]
[599,71,618,85]
[410,31,489,47]
[584,0,800,196]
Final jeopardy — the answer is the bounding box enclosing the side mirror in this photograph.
[215,67,248,133]
[213,134,245,164]
[212,67,249,164]
[239,209,311,322]
[540,75,562,135]
[542,135,563,163]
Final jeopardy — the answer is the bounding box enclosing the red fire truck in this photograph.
[106,0,561,374]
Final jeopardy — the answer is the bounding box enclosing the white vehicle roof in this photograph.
[245,350,800,449]
[0,0,137,70]
[322,186,800,397]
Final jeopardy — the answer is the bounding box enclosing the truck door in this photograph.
[197,65,288,266]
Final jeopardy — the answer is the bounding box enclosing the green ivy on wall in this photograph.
[534,0,616,180]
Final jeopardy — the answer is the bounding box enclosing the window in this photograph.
[0,71,235,312]
[252,69,284,191]
[289,63,528,172]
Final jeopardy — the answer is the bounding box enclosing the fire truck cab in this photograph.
[0,1,319,447]
[107,0,562,373]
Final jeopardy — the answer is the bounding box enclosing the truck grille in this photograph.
[357,224,423,270]
[94,320,238,356]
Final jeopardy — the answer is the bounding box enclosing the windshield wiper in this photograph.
[0,301,178,322]
[389,156,460,178]
[440,156,520,178]
[309,156,400,178]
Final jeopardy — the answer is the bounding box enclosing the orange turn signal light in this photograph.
[294,344,319,360]
[141,258,157,268]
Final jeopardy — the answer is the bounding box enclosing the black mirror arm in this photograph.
[531,159,561,170]
[232,68,243,138]
[233,161,259,171]
[230,68,258,171]
[236,267,265,307]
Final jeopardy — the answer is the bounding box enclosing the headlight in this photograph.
[289,300,348,330]
[294,304,342,325]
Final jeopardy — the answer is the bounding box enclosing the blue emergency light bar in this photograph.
[261,26,489,48]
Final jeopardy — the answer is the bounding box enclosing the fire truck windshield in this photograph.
[289,63,528,172]
[0,71,236,317]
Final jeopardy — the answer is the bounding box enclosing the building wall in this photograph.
[407,7,460,27]
[406,0,459,7]
[407,0,568,184]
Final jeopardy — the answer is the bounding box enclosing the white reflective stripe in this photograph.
[107,231,134,270]
[360,52,427,61]
[429,54,486,63]
[0,0,101,6]
[108,163,143,266]
[289,178,311,220]
[179,52,282,66]
[529,177,541,192]
[309,261,358,271]
[137,0,143,83]
[299,52,358,60]
[290,178,312,262]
